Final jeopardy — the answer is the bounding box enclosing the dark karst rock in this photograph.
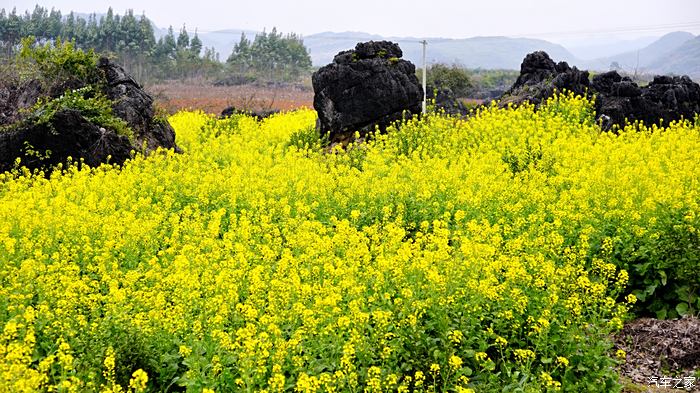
[312,41,424,144]
[0,57,180,173]
[0,79,43,126]
[500,52,700,130]
[0,109,132,173]
[592,71,700,129]
[98,58,180,153]
[641,75,700,123]
[500,51,590,107]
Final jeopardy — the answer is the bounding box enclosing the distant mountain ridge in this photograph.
[648,36,700,77]
[585,31,696,73]
[148,21,700,78]
[45,8,700,78]
[567,36,659,60]
[302,32,580,69]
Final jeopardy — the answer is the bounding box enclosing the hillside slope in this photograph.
[648,35,700,78]
[588,31,694,72]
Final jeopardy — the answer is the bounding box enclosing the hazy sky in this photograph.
[5,0,700,44]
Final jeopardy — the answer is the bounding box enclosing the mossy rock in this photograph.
[0,39,180,173]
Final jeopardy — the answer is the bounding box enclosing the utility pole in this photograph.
[421,40,427,114]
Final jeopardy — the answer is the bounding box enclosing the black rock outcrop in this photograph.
[98,58,180,153]
[500,51,700,130]
[0,57,180,173]
[500,51,590,107]
[312,41,423,144]
[0,109,132,173]
[593,72,700,129]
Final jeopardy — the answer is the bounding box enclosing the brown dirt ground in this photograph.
[146,81,314,115]
[616,317,700,392]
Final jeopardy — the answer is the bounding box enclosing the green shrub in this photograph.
[606,206,700,319]
[29,86,133,141]
[469,69,519,92]
[7,39,133,141]
[18,36,100,87]
[417,64,473,97]
[502,142,556,176]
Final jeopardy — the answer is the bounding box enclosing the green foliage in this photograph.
[608,206,700,319]
[226,28,312,82]
[8,39,132,140]
[0,6,222,82]
[18,36,99,85]
[196,115,245,146]
[502,142,556,176]
[29,86,133,140]
[417,63,473,97]
[469,69,519,92]
[21,141,52,168]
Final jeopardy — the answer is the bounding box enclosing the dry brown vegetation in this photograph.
[617,316,700,392]
[146,80,314,115]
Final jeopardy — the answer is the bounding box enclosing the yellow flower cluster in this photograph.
[0,94,698,391]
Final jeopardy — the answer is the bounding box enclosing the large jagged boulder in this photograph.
[499,51,700,130]
[98,58,180,153]
[0,57,179,173]
[590,71,650,129]
[0,109,132,172]
[312,41,423,144]
[500,51,590,107]
[642,75,700,123]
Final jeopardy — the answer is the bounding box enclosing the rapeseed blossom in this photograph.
[0,95,697,391]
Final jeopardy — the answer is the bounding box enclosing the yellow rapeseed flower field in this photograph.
[0,94,698,392]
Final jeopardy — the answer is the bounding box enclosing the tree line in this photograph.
[226,28,312,82]
[0,6,312,83]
